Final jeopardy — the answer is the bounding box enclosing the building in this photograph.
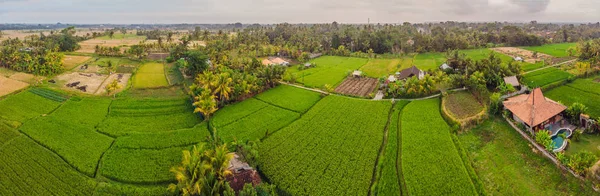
[440,63,451,70]
[387,75,397,83]
[352,70,362,77]
[397,66,425,80]
[514,56,524,62]
[503,88,567,134]
[503,76,520,88]
[262,57,290,66]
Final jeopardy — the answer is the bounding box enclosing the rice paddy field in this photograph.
[413,49,520,71]
[545,76,600,118]
[133,62,169,88]
[358,57,414,78]
[521,67,573,88]
[285,56,368,88]
[443,91,484,120]
[521,42,577,58]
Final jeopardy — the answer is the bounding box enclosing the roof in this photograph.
[398,66,422,80]
[503,76,520,87]
[503,88,567,127]
[388,75,397,82]
[514,57,523,61]
[440,63,451,70]
[270,57,288,65]
[261,59,274,65]
[352,70,362,76]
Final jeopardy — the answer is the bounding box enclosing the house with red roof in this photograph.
[503,88,567,134]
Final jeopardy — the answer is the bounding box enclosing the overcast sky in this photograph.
[1,0,599,24]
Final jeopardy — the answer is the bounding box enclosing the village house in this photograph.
[503,76,521,89]
[503,88,567,135]
[261,57,290,66]
[397,66,425,80]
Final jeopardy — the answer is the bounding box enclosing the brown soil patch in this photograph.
[76,37,150,54]
[334,77,378,97]
[147,53,169,60]
[0,75,30,97]
[9,72,43,84]
[55,72,109,94]
[95,73,132,95]
[63,55,92,70]
[491,47,553,63]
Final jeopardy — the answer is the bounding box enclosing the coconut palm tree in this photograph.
[192,89,218,121]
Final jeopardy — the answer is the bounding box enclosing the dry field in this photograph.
[9,72,42,84]
[0,75,29,97]
[63,55,92,70]
[55,72,109,94]
[95,73,131,95]
[491,47,552,63]
[334,77,378,97]
[76,37,150,54]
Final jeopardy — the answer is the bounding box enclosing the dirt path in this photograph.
[524,59,576,74]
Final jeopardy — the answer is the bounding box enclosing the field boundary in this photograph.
[524,59,575,74]
[396,104,408,195]
[94,140,116,178]
[368,103,396,196]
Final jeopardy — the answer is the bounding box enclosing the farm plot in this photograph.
[19,98,114,176]
[359,58,401,77]
[522,67,572,88]
[0,90,63,123]
[401,99,477,195]
[76,34,148,54]
[374,101,410,196]
[0,118,20,146]
[461,48,514,62]
[545,85,600,118]
[522,61,545,72]
[458,118,596,195]
[443,91,484,120]
[491,47,552,63]
[96,73,132,95]
[113,123,210,149]
[94,182,168,196]
[334,77,378,97]
[100,146,187,184]
[9,72,41,84]
[212,97,301,143]
[0,75,29,97]
[521,42,577,58]
[258,96,392,195]
[287,56,368,88]
[98,97,202,137]
[0,136,98,195]
[134,63,169,88]
[63,55,92,70]
[55,72,109,94]
[413,52,446,71]
[254,84,323,113]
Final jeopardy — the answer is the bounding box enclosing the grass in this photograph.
[545,83,600,118]
[566,133,600,158]
[165,63,184,85]
[113,123,210,149]
[0,90,62,123]
[95,57,142,67]
[522,61,546,72]
[413,52,446,71]
[522,67,573,88]
[401,99,478,195]
[100,146,187,184]
[134,63,169,88]
[458,118,596,195]
[259,96,392,195]
[359,58,401,78]
[443,91,484,119]
[254,85,323,113]
[285,56,368,88]
[521,43,577,57]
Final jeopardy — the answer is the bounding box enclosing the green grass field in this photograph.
[521,43,577,57]
[545,78,600,118]
[285,56,368,88]
[443,91,484,119]
[359,58,401,78]
[458,118,596,195]
[401,99,478,195]
[522,61,545,72]
[259,96,391,195]
[522,67,573,88]
[134,63,169,88]
[413,49,515,71]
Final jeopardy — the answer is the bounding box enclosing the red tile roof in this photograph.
[503,88,566,127]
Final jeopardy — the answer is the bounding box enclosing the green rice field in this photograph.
[521,43,577,57]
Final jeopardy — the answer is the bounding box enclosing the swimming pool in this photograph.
[551,128,572,152]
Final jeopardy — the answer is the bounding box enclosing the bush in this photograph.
[572,129,583,142]
[535,130,553,152]
[165,56,174,63]
[567,103,588,125]
[568,151,598,176]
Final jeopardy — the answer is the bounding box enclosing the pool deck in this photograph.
[549,123,576,136]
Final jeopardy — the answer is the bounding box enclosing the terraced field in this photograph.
[259,96,392,195]
[545,77,600,118]
[522,67,573,88]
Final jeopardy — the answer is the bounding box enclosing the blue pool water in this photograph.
[550,128,572,151]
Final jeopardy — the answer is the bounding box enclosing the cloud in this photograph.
[0,0,598,24]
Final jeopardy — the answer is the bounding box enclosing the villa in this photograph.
[397,66,425,80]
[503,88,568,135]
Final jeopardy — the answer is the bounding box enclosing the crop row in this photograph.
[254,85,323,113]
[51,98,112,127]
[545,85,600,118]
[113,122,210,149]
[19,116,114,176]
[0,136,97,195]
[374,101,410,196]
[216,105,300,143]
[100,146,187,184]
[0,91,62,122]
[94,182,168,196]
[401,99,477,195]
[566,78,600,95]
[0,119,20,146]
[210,98,269,128]
[29,88,69,102]
[258,96,391,195]
[522,68,572,87]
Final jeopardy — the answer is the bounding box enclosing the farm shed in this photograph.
[262,57,289,66]
[514,56,524,61]
[503,76,520,87]
[503,88,567,134]
[352,70,362,77]
[387,75,397,82]
[398,66,425,80]
[440,63,451,70]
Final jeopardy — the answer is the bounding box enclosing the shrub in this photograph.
[556,152,570,165]
[165,56,174,63]
[567,103,588,125]
[568,151,598,176]
[535,130,553,152]
[572,129,583,142]
[488,93,502,116]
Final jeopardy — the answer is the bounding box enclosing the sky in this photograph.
[0,0,599,24]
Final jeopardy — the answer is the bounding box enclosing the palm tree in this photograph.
[193,89,218,121]
[213,73,233,104]
[167,32,174,43]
